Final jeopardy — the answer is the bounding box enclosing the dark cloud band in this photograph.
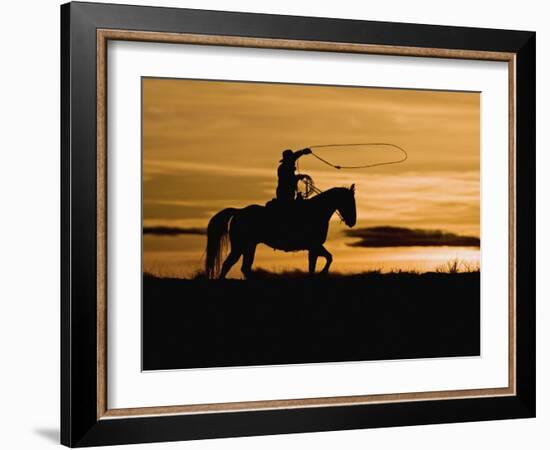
[143,226,206,236]
[345,226,479,248]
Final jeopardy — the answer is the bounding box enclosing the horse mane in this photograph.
[307,187,349,202]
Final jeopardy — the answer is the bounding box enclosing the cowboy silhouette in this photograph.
[276,148,312,202]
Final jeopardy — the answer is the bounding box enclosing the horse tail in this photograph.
[205,208,238,279]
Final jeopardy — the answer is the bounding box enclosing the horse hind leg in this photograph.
[318,245,333,275]
[241,244,257,279]
[308,249,319,275]
[219,250,241,279]
[219,218,244,279]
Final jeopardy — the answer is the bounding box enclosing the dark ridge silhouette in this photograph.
[143,226,206,236]
[345,226,480,248]
[142,271,480,370]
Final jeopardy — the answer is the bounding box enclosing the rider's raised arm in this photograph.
[294,148,312,159]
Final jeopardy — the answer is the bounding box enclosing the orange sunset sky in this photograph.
[142,78,480,278]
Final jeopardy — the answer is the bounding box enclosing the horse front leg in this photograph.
[318,245,333,275]
[308,249,318,275]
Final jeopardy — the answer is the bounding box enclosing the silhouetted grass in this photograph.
[435,258,480,274]
[145,259,479,282]
[188,268,389,280]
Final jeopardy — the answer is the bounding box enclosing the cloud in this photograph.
[143,226,206,236]
[345,226,479,248]
[143,159,275,179]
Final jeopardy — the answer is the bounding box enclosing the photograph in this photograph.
[141,77,481,370]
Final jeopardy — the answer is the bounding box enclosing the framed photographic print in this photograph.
[61,1,536,447]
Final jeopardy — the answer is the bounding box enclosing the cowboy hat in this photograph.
[279,149,294,162]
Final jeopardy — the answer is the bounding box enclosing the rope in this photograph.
[295,142,407,221]
[301,177,331,198]
[308,142,408,170]
[298,174,345,221]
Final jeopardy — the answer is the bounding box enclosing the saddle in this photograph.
[264,198,309,247]
[265,197,306,214]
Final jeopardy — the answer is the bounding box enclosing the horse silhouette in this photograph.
[205,185,357,279]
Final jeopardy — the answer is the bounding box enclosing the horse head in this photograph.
[338,184,357,228]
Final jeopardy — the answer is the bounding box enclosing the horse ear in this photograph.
[350,183,355,193]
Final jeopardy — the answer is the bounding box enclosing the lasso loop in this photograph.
[296,142,407,222]
[308,142,408,170]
